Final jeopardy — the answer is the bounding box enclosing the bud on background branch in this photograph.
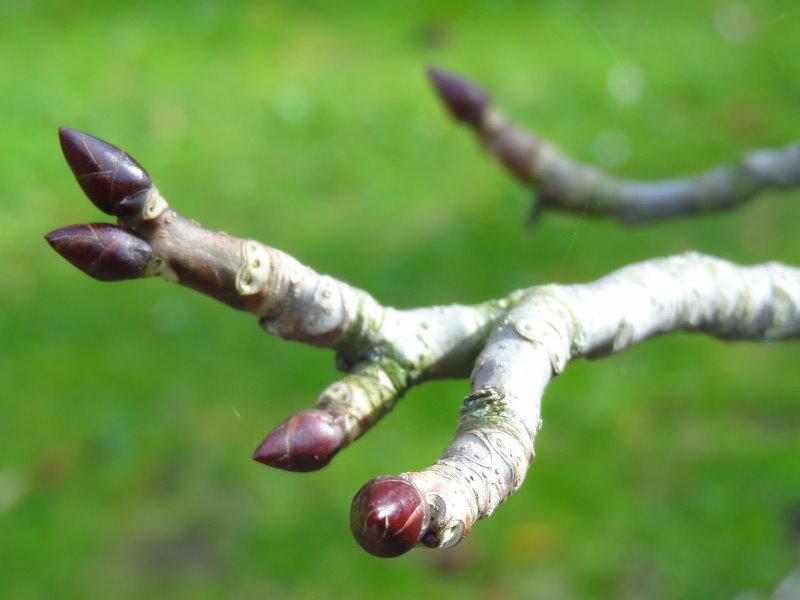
[428,66,800,224]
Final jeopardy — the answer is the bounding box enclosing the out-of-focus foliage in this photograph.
[1,1,799,598]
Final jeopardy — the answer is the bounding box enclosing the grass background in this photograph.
[1,0,799,598]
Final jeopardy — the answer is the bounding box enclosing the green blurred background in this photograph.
[1,1,799,598]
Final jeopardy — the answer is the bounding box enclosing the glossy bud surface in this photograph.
[253,410,345,472]
[45,223,152,281]
[350,476,429,558]
[59,127,151,219]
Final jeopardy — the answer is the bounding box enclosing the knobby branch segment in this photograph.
[46,128,800,559]
[427,66,800,224]
[401,253,800,552]
[49,128,507,473]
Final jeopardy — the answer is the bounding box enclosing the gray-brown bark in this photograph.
[428,66,800,224]
[47,126,800,559]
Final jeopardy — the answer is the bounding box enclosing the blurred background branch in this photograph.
[428,66,800,225]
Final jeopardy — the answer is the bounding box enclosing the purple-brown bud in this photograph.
[427,66,490,127]
[45,223,152,281]
[252,409,346,472]
[59,127,152,219]
[350,476,429,558]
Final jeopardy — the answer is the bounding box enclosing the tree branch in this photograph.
[428,66,800,224]
[398,253,800,551]
[48,127,508,472]
[46,128,800,559]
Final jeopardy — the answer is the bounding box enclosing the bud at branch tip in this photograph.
[350,476,429,558]
[253,409,346,472]
[427,65,490,127]
[58,126,152,219]
[45,223,153,281]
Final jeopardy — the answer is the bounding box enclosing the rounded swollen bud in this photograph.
[350,476,429,558]
[252,409,346,472]
[427,66,490,127]
[58,127,152,219]
[45,223,152,281]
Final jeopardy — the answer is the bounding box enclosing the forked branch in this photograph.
[46,128,800,559]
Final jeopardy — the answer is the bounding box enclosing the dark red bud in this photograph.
[45,223,152,281]
[59,127,152,219]
[427,66,490,127]
[350,476,429,558]
[253,409,346,472]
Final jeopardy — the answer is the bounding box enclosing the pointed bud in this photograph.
[350,476,429,558]
[45,223,152,281]
[59,127,152,219]
[253,409,346,472]
[427,66,490,127]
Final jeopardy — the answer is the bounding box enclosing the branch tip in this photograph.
[59,126,152,219]
[45,223,153,281]
[350,476,429,558]
[426,65,490,127]
[253,409,346,472]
